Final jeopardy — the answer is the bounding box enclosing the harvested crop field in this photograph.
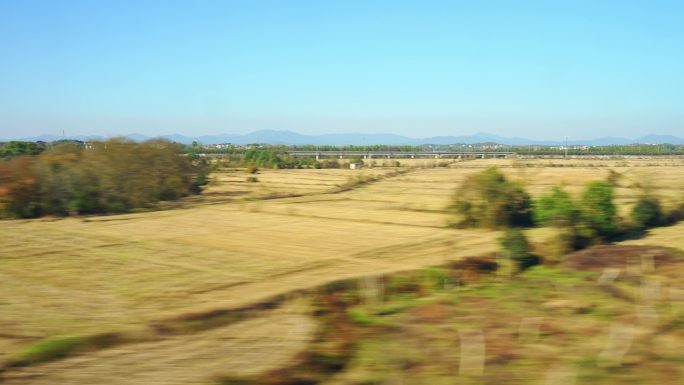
[1,158,684,383]
[2,301,314,385]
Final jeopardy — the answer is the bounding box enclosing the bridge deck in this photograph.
[286,151,515,158]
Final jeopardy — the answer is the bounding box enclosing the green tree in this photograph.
[534,186,581,227]
[0,138,206,218]
[450,167,532,229]
[533,185,589,254]
[631,195,663,229]
[580,181,617,239]
[0,141,45,159]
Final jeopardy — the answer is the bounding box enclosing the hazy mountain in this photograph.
[5,130,684,146]
[635,134,684,145]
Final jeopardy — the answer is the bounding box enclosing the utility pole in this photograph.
[565,136,568,159]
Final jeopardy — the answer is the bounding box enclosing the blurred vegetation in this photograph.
[9,333,123,368]
[631,195,664,229]
[452,167,684,257]
[449,167,533,229]
[0,141,46,159]
[241,149,344,169]
[534,186,581,228]
[0,138,209,218]
[218,247,684,385]
[499,227,540,271]
[580,181,618,239]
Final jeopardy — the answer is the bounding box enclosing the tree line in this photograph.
[0,141,46,159]
[0,138,209,218]
[450,167,684,270]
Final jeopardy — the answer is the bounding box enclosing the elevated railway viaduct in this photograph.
[285,151,516,160]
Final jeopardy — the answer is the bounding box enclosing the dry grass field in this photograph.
[1,157,684,383]
[2,300,315,385]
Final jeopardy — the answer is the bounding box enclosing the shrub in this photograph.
[534,186,581,227]
[246,176,259,183]
[450,167,532,229]
[499,228,540,271]
[665,202,684,224]
[534,186,585,254]
[631,195,663,229]
[580,181,617,239]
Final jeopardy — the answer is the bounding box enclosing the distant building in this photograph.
[349,163,362,169]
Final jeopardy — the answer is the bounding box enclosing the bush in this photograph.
[580,181,617,239]
[245,176,259,183]
[534,186,581,227]
[450,167,532,229]
[499,228,540,271]
[631,195,663,229]
[665,202,684,224]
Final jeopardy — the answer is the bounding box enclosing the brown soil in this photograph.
[563,245,682,271]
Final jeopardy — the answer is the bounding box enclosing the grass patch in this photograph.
[9,333,122,367]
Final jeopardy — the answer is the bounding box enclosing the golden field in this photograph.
[1,157,684,383]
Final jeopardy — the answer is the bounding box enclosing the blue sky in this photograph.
[1,0,683,140]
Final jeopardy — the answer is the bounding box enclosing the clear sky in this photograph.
[1,0,683,140]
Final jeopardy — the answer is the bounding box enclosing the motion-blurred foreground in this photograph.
[2,156,684,384]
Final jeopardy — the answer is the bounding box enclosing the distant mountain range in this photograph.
[4,130,684,146]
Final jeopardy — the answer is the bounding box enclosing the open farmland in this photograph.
[1,158,684,384]
[200,167,394,202]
